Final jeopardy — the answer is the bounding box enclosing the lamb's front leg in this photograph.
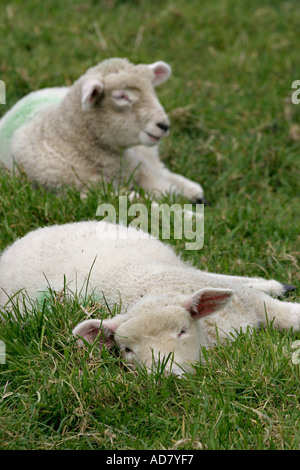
[158,167,206,203]
[137,160,182,198]
[125,146,205,203]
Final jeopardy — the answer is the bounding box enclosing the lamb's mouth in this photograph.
[146,132,160,142]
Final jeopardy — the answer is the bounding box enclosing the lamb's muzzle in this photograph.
[156,122,169,133]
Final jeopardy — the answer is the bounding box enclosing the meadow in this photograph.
[0,0,299,450]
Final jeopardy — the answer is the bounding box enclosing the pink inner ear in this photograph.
[73,318,118,349]
[81,79,103,110]
[191,295,224,317]
[88,83,103,104]
[185,289,233,318]
[149,62,171,86]
[154,65,167,78]
[153,67,170,85]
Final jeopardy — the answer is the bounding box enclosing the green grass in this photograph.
[0,0,300,450]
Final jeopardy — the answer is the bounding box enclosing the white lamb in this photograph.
[0,221,298,375]
[0,58,205,202]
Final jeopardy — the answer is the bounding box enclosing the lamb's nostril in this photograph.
[157,122,169,132]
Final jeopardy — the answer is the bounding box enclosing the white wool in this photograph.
[1,221,299,375]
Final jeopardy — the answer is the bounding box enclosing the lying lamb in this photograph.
[0,58,205,202]
[0,221,298,375]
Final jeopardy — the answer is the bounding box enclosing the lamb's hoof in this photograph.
[281,283,297,298]
[192,196,209,206]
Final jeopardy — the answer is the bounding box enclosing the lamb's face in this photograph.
[112,305,201,376]
[73,288,234,376]
[80,61,171,149]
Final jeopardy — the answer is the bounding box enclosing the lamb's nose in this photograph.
[157,122,169,133]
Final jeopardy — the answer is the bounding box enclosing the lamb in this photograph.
[0,58,205,202]
[0,221,299,376]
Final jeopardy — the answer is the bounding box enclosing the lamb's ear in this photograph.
[72,317,121,348]
[81,78,104,110]
[183,288,234,319]
[148,61,172,87]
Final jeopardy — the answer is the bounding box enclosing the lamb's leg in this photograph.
[124,146,205,202]
[159,168,206,204]
[137,160,182,198]
[253,291,300,331]
[199,271,296,298]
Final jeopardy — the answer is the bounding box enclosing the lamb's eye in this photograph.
[124,347,133,354]
[111,90,132,106]
[178,327,187,338]
[119,93,130,101]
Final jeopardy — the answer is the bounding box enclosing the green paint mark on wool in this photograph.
[36,289,53,306]
[0,88,67,163]
[36,285,103,307]
[0,96,55,141]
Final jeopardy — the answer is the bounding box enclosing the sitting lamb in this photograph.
[0,221,298,376]
[0,58,205,202]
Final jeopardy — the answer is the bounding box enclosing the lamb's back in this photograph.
[0,221,182,307]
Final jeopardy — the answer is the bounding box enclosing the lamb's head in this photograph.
[73,288,234,376]
[79,58,171,149]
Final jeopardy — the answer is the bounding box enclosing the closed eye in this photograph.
[116,92,131,102]
[178,327,188,338]
[111,90,134,107]
[123,346,134,354]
